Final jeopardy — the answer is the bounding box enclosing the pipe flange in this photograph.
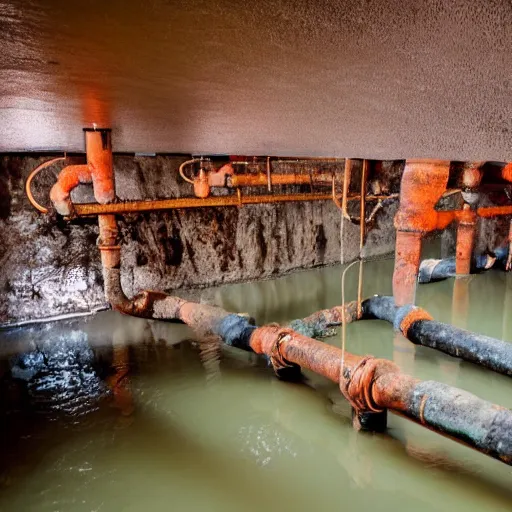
[394,305,433,338]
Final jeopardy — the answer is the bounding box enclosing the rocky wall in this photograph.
[0,155,401,324]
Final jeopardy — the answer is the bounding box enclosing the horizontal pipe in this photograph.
[198,306,512,463]
[96,215,512,464]
[477,205,512,218]
[418,253,494,283]
[73,192,333,216]
[230,173,312,187]
[71,192,401,217]
[361,296,512,378]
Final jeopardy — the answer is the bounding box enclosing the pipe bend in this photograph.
[50,164,91,215]
[394,159,450,233]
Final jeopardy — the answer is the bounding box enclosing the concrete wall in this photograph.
[1,1,511,161]
[0,155,401,324]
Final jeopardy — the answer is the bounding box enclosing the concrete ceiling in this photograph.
[1,0,511,160]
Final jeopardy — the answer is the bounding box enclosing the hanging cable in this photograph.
[179,158,199,184]
[25,156,66,213]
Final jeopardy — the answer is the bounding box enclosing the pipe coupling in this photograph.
[339,356,385,413]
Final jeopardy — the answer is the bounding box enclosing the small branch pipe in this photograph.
[50,129,114,215]
[361,296,512,378]
[25,156,66,213]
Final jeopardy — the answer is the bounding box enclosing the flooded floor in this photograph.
[1,256,512,511]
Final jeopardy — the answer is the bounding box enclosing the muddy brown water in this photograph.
[1,256,512,511]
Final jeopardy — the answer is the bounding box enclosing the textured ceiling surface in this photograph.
[0,0,511,159]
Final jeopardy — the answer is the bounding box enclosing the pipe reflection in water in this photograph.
[8,327,107,419]
[107,327,134,420]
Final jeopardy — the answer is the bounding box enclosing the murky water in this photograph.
[1,256,512,511]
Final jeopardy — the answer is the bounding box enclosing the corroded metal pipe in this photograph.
[393,159,451,305]
[229,173,313,187]
[50,129,114,215]
[456,163,483,275]
[73,192,334,216]
[418,253,494,283]
[95,216,512,463]
[203,310,512,463]
[361,295,512,378]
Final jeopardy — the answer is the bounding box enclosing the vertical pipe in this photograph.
[360,159,367,251]
[393,160,450,305]
[393,231,422,306]
[507,220,512,271]
[455,204,476,275]
[84,128,115,204]
[266,156,272,192]
[341,159,352,220]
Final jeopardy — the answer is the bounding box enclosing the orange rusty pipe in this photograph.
[393,160,451,305]
[393,231,423,306]
[72,192,334,216]
[394,159,451,233]
[246,324,512,463]
[26,156,66,213]
[50,129,114,215]
[501,162,512,182]
[455,163,483,275]
[85,128,115,204]
[477,205,512,218]
[94,216,512,463]
[49,164,92,215]
[456,204,477,275]
[229,173,312,187]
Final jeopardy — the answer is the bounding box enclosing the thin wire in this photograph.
[340,260,359,370]
[25,156,66,213]
[340,159,367,372]
[179,158,199,184]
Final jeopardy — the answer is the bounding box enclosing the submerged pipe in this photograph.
[96,227,512,463]
[418,253,495,283]
[360,296,512,378]
[94,215,512,463]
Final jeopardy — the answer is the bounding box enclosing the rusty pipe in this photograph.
[393,231,422,306]
[50,129,114,215]
[393,160,451,305]
[455,204,477,275]
[94,216,512,464]
[229,173,312,187]
[244,325,512,463]
[49,164,92,215]
[456,163,483,275]
[25,156,66,213]
[477,205,512,218]
[72,192,334,216]
[394,159,451,233]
